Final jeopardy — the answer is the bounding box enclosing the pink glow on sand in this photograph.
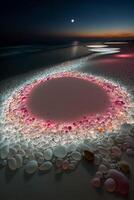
[115,53,134,58]
[5,72,131,135]
[27,77,110,122]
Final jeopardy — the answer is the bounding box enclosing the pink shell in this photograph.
[107,169,129,195]
[104,178,116,192]
[91,177,101,188]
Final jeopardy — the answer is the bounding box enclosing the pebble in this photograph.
[35,152,43,159]
[69,163,76,170]
[28,153,35,161]
[121,123,132,131]
[39,161,53,171]
[126,148,134,156]
[9,147,17,156]
[98,164,108,173]
[8,157,17,170]
[94,154,102,165]
[71,151,82,161]
[83,150,94,161]
[118,161,130,174]
[15,154,23,168]
[111,146,122,159]
[24,160,38,174]
[0,145,9,159]
[18,149,25,157]
[104,178,116,192]
[0,159,7,167]
[55,168,62,174]
[67,144,77,153]
[62,160,69,170]
[14,144,21,151]
[95,171,103,178]
[37,157,44,164]
[77,143,90,152]
[55,159,63,168]
[44,149,53,160]
[91,177,101,188]
[121,143,129,151]
[130,127,134,136]
[53,145,67,158]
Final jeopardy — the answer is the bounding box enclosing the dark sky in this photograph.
[0,0,134,45]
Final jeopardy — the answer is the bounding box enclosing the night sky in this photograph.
[0,0,134,45]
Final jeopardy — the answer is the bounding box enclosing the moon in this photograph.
[71,19,75,23]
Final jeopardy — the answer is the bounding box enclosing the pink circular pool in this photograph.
[27,77,110,122]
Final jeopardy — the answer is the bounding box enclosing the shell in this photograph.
[107,169,129,195]
[104,178,116,192]
[91,177,101,188]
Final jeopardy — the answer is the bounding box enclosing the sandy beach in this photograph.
[0,43,134,200]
